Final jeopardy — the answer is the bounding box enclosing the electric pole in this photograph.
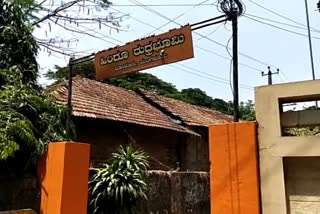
[262,66,279,85]
[304,0,318,108]
[231,9,240,122]
[222,0,243,122]
[304,0,316,81]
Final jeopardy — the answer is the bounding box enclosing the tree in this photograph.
[88,145,149,214]
[0,0,74,174]
[239,100,256,121]
[46,60,179,95]
[0,0,38,84]
[0,67,72,173]
[26,0,124,57]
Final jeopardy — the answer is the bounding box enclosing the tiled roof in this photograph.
[51,77,196,135]
[140,90,233,127]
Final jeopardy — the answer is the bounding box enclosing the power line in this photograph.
[197,23,224,40]
[41,3,217,7]
[146,0,211,36]
[245,13,320,34]
[110,3,279,80]
[247,0,320,33]
[110,3,216,7]
[128,0,280,71]
[109,6,267,75]
[244,15,320,40]
[193,31,281,69]
[66,22,255,89]
[109,7,158,30]
[169,64,253,90]
[175,62,253,89]
[196,46,265,73]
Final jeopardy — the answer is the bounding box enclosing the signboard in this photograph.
[95,25,194,80]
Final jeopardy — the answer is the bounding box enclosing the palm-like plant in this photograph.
[88,145,149,214]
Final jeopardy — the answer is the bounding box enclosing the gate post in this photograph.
[209,122,260,214]
[38,142,90,214]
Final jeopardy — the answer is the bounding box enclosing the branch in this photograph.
[50,18,108,39]
[32,0,82,26]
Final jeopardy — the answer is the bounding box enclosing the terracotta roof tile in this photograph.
[140,90,233,127]
[51,77,197,135]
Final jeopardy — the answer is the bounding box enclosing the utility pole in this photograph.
[304,0,316,81]
[231,10,240,122]
[304,0,318,108]
[262,66,279,85]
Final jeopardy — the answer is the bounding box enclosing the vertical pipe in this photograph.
[67,57,74,136]
[304,0,316,80]
[232,14,240,122]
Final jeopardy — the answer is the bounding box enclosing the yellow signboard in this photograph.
[95,25,194,80]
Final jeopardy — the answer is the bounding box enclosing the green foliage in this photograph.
[45,60,179,96]
[45,60,256,121]
[46,62,96,83]
[239,100,256,121]
[0,67,73,172]
[0,0,74,173]
[88,145,149,214]
[0,0,39,84]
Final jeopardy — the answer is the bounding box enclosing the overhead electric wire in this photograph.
[128,0,280,71]
[244,15,320,40]
[110,2,277,78]
[109,7,265,76]
[176,62,253,89]
[146,0,211,36]
[197,23,224,40]
[247,0,320,33]
[169,64,253,90]
[245,13,320,34]
[110,4,215,7]
[41,3,217,7]
[196,46,264,73]
[115,1,256,90]
[69,20,254,89]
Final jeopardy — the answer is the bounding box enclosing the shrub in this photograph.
[88,145,149,214]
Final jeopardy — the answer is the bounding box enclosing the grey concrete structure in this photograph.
[255,80,320,214]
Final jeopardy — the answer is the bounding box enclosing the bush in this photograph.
[88,145,149,214]
[0,67,73,173]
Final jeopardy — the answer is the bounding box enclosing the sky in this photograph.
[34,0,320,103]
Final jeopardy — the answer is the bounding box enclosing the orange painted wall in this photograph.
[209,122,260,214]
[38,142,90,214]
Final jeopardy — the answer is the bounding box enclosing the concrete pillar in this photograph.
[38,142,90,214]
[209,122,260,214]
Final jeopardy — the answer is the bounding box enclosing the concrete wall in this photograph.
[255,80,320,214]
[74,117,208,171]
[184,127,209,172]
[140,171,210,214]
[284,157,320,214]
[0,174,39,212]
[1,171,210,214]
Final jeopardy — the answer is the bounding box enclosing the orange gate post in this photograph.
[209,122,260,214]
[38,142,90,214]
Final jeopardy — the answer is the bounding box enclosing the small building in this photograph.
[51,76,232,171]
